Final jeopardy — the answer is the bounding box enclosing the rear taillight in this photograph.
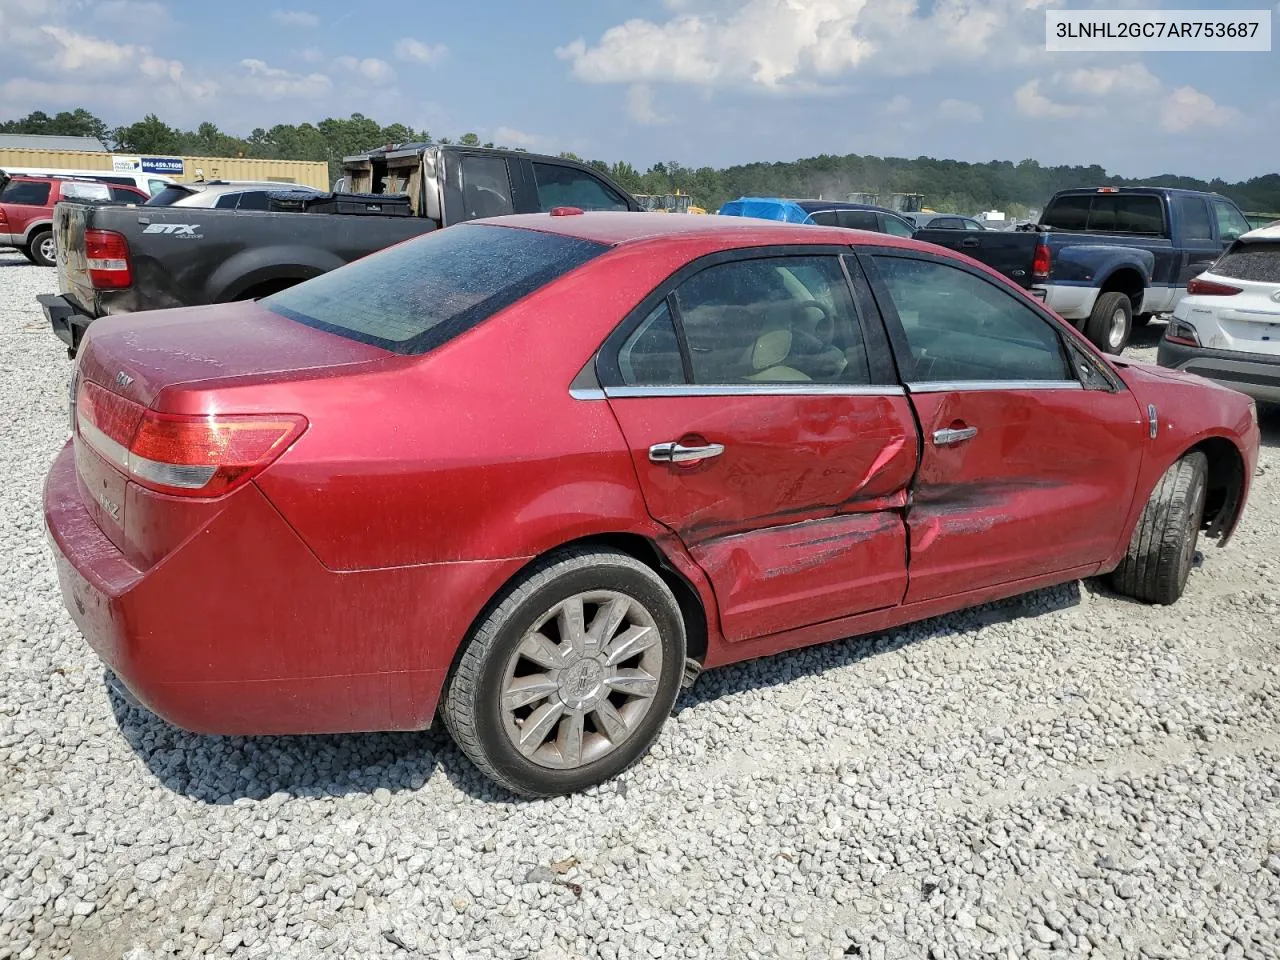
[85,229,132,289]
[1032,242,1051,282]
[1165,319,1201,347]
[1186,277,1241,296]
[76,380,305,497]
[0,208,8,226]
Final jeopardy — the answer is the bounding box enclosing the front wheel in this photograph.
[1111,452,1208,605]
[441,548,687,797]
[1084,291,1133,354]
[27,229,56,268]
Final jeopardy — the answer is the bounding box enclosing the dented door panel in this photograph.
[605,391,918,641]
[904,386,1144,602]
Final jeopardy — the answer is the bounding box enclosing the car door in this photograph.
[859,248,1145,603]
[1173,195,1221,286]
[0,178,52,243]
[597,250,919,642]
[441,152,516,223]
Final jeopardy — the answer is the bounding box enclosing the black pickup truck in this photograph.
[914,187,1253,353]
[40,143,640,355]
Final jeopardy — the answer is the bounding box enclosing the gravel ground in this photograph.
[1,250,1278,960]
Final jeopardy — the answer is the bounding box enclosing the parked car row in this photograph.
[0,172,148,266]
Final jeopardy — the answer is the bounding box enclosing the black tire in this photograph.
[18,245,37,264]
[27,228,55,268]
[441,548,687,797]
[1111,452,1208,605]
[1084,291,1133,354]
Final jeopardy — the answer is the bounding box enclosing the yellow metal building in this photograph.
[0,147,329,190]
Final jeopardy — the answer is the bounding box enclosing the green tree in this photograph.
[459,132,480,146]
[112,114,183,154]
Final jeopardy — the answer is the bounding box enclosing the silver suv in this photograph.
[144,180,321,211]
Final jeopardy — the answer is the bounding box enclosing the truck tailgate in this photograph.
[53,200,97,314]
[913,228,1041,289]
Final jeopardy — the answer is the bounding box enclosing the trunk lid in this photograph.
[54,200,95,313]
[72,302,392,567]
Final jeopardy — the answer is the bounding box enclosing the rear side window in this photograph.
[1176,197,1213,240]
[459,156,514,219]
[880,215,915,238]
[1,181,52,205]
[264,224,607,355]
[837,210,879,230]
[148,179,170,195]
[929,217,964,230]
[532,163,629,211]
[1212,200,1250,242]
[1211,241,1280,283]
[109,186,145,203]
[1090,195,1164,235]
[145,185,195,206]
[235,191,270,211]
[214,192,242,209]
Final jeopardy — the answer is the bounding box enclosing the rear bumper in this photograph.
[37,294,93,357]
[43,441,517,735]
[1157,338,1280,403]
[1036,283,1098,320]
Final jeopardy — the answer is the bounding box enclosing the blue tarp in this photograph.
[717,198,814,224]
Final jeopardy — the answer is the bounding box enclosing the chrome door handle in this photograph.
[932,426,978,446]
[649,441,725,464]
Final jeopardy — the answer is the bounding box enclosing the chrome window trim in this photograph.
[906,380,1083,393]
[568,387,607,401]
[602,384,906,399]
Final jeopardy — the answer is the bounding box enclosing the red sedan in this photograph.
[45,212,1260,796]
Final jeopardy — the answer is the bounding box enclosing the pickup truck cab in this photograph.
[918,187,1253,353]
[39,144,640,356]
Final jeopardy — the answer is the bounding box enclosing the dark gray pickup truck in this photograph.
[916,186,1253,353]
[40,143,639,355]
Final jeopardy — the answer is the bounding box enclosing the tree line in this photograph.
[4,108,1278,215]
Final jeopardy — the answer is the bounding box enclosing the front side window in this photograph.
[961,219,985,231]
[214,192,242,209]
[669,256,870,385]
[264,224,606,355]
[235,191,271,211]
[147,179,169,196]
[459,156,514,220]
[1212,200,1250,243]
[836,210,879,230]
[1,181,51,205]
[532,163,629,212]
[929,217,964,230]
[872,255,1070,383]
[880,214,916,238]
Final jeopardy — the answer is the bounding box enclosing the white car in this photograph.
[1159,224,1280,403]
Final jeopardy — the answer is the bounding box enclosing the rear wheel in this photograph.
[18,245,37,264]
[441,548,686,797]
[1111,452,1208,605]
[1085,291,1132,354]
[27,229,56,268]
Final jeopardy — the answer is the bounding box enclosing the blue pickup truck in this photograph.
[917,186,1254,353]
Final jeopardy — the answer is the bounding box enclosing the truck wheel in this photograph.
[1084,292,1132,354]
[27,229,56,268]
[18,246,37,264]
[441,547,686,797]
[1110,452,1207,605]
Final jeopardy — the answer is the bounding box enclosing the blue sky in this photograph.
[1,0,1277,180]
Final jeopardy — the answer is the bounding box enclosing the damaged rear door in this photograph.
[861,248,1144,603]
[597,249,918,642]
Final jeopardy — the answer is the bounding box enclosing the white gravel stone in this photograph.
[1,258,1278,958]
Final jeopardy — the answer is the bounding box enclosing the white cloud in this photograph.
[1063,63,1159,97]
[337,56,394,82]
[493,126,542,148]
[271,10,319,28]
[937,98,983,122]
[394,37,448,65]
[626,83,668,125]
[1160,86,1239,134]
[238,58,330,99]
[1014,79,1095,119]
[883,94,911,115]
[556,0,1054,91]
[297,47,324,63]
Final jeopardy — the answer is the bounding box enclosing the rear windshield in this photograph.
[1042,193,1166,235]
[145,185,196,206]
[1211,240,1280,283]
[264,224,609,354]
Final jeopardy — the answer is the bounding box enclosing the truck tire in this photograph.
[26,229,56,268]
[1084,292,1132,354]
[1110,452,1207,605]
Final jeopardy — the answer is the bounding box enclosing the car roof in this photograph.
[177,181,320,193]
[1052,186,1229,200]
[793,200,902,215]
[474,211,927,252]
